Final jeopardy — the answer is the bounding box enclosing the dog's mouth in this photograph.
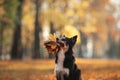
[44,41,60,54]
[57,41,65,47]
[44,40,67,54]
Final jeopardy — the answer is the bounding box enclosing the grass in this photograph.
[0,59,120,80]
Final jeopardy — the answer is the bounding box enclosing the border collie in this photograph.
[44,35,81,80]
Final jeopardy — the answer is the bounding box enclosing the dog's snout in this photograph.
[57,41,65,47]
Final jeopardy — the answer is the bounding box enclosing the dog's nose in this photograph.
[57,41,65,47]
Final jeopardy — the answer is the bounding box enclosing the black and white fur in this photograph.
[54,35,81,80]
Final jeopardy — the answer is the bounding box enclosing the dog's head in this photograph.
[56,35,77,50]
[44,34,77,54]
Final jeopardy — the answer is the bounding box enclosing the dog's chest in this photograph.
[54,49,70,76]
[55,49,65,70]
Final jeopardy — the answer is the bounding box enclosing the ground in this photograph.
[0,59,120,80]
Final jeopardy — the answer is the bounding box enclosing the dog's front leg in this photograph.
[55,70,69,80]
[54,67,69,76]
[54,66,69,80]
[54,69,64,80]
[63,68,69,76]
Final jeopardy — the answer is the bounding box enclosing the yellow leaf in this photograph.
[49,34,56,41]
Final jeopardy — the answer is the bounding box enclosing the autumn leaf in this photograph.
[49,34,56,41]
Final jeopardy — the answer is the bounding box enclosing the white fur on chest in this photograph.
[54,49,69,76]
[55,49,65,70]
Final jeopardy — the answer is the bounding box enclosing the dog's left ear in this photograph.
[70,35,77,45]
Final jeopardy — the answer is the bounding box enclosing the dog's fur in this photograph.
[44,35,81,80]
[54,35,81,80]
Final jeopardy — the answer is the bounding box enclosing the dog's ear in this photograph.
[70,35,77,45]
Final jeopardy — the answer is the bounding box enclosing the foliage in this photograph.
[4,0,19,22]
[0,59,120,80]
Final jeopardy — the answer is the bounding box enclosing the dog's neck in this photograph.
[56,49,65,68]
[55,47,73,64]
[65,47,73,55]
[55,49,65,67]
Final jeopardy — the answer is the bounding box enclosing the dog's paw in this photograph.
[63,68,69,76]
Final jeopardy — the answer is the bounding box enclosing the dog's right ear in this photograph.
[70,35,77,46]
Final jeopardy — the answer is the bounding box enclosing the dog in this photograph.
[44,35,81,80]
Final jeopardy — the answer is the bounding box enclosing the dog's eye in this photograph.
[60,43,64,47]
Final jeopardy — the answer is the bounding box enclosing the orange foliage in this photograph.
[49,74,56,80]
[0,59,120,80]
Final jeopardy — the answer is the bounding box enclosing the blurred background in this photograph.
[0,0,120,60]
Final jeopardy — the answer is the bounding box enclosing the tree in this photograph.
[32,0,41,59]
[11,0,23,59]
[0,22,3,58]
[0,0,18,60]
[49,22,55,58]
[0,18,10,59]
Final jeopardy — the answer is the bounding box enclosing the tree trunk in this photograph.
[32,0,41,59]
[11,0,23,59]
[79,31,87,58]
[0,26,3,59]
[49,22,55,58]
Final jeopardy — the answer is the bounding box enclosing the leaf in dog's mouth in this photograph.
[45,41,57,48]
[44,41,59,54]
[49,34,56,41]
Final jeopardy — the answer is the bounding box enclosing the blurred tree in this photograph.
[106,1,120,58]
[0,0,3,57]
[75,0,114,58]
[46,0,117,58]
[32,0,41,59]
[10,0,23,59]
[0,0,18,60]
[0,22,3,58]
[21,0,35,59]
[49,22,55,58]
[0,17,11,59]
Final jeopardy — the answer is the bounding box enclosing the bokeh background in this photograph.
[0,0,120,60]
[0,0,120,80]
